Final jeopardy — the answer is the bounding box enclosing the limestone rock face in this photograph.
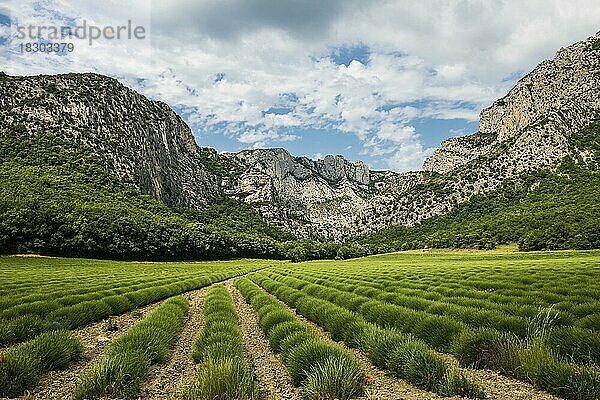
[220,148,404,239]
[0,73,220,208]
[224,32,600,238]
[2,32,599,240]
[424,31,600,176]
[421,132,496,175]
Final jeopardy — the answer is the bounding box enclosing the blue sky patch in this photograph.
[412,118,479,149]
[214,72,225,83]
[0,13,10,26]
[263,106,293,115]
[329,43,370,66]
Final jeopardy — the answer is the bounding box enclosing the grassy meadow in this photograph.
[1,250,599,399]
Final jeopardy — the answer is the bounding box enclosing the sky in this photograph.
[1,1,600,171]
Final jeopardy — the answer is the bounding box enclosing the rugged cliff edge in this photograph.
[1,31,599,242]
[219,32,600,239]
[221,149,413,238]
[424,31,600,175]
[0,73,220,208]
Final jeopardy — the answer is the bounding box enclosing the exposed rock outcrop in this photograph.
[228,31,600,238]
[424,31,600,176]
[0,73,220,208]
[2,32,599,241]
[220,148,413,238]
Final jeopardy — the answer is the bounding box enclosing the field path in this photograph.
[227,281,302,400]
[17,299,161,400]
[433,353,561,400]
[459,368,562,400]
[139,287,208,399]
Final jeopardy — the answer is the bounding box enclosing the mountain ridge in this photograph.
[217,31,600,239]
[1,31,599,251]
[0,72,221,209]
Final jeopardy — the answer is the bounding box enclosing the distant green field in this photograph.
[2,250,600,399]
[0,256,277,346]
[2,250,599,345]
[286,249,600,336]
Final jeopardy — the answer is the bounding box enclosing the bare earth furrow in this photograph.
[464,369,561,400]
[18,301,160,400]
[252,282,562,400]
[227,281,301,400]
[138,287,208,399]
[256,292,453,400]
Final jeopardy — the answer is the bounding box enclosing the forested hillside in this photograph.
[0,131,305,260]
[2,121,599,260]
[354,121,600,252]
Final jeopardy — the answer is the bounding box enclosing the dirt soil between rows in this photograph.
[18,300,160,400]
[139,287,208,399]
[227,281,302,400]
[251,284,563,400]
[13,279,565,400]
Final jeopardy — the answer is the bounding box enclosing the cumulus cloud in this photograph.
[238,130,298,149]
[3,0,600,171]
[360,123,435,171]
[378,125,419,144]
[437,63,467,81]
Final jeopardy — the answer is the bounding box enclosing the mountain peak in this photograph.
[2,32,600,241]
[424,31,600,175]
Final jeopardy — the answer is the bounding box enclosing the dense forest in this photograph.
[1,121,599,261]
[353,164,600,252]
[0,131,340,261]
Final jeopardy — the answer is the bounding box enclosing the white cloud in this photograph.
[436,63,467,81]
[238,130,298,149]
[3,1,600,171]
[362,123,435,170]
[386,142,435,172]
[378,125,417,144]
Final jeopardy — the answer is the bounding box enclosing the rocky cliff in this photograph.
[2,31,599,241]
[0,73,220,208]
[220,149,415,238]
[424,31,600,175]
[224,31,600,238]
